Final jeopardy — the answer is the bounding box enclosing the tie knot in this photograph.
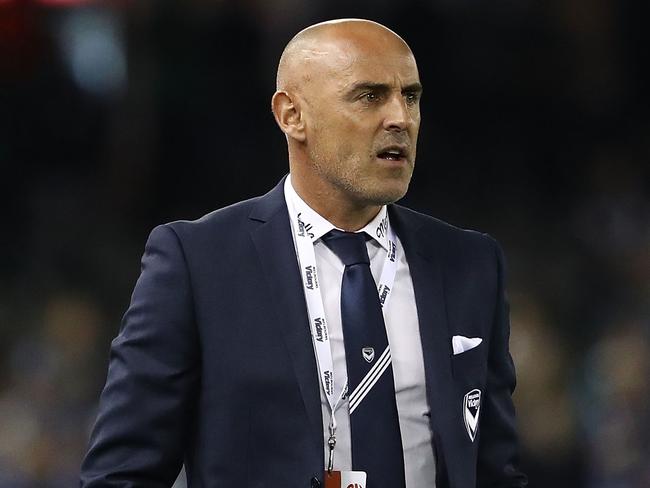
[322,230,370,266]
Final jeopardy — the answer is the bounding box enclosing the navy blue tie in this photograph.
[322,230,405,487]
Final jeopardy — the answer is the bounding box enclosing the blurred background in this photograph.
[1,0,648,486]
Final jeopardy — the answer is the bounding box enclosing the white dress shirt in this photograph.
[284,176,436,488]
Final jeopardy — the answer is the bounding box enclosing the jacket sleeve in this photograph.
[80,224,200,487]
[477,236,528,488]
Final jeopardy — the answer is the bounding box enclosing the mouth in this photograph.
[376,145,409,163]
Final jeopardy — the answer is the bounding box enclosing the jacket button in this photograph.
[310,477,321,488]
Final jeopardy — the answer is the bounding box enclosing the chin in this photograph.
[363,184,410,206]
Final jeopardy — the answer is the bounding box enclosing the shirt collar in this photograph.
[284,175,391,252]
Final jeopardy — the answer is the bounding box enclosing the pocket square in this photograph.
[452,335,483,355]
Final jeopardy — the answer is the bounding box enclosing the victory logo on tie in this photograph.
[362,347,375,363]
[463,389,481,442]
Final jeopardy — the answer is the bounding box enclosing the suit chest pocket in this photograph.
[451,342,487,380]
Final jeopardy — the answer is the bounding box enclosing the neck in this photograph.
[290,174,381,232]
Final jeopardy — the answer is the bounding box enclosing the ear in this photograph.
[271,90,306,142]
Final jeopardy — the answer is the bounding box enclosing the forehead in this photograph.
[304,35,420,91]
[338,48,419,88]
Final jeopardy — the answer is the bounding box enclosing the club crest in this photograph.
[463,389,481,442]
[362,347,375,363]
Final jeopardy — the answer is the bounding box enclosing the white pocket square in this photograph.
[452,335,483,355]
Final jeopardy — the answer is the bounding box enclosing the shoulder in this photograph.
[391,205,506,295]
[168,196,261,235]
[157,178,287,243]
[390,204,500,257]
[145,195,267,257]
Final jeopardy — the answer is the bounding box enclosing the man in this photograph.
[81,19,527,488]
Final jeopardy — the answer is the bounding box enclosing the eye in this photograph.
[362,92,379,102]
[404,91,420,105]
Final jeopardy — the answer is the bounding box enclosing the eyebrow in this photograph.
[346,81,423,98]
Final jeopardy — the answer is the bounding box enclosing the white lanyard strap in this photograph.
[286,192,400,424]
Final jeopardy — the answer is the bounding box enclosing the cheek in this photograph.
[307,110,373,164]
[412,112,421,135]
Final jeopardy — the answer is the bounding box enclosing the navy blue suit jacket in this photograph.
[81,178,527,488]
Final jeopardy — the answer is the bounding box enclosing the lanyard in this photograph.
[285,185,399,471]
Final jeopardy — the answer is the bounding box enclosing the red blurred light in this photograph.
[36,0,94,6]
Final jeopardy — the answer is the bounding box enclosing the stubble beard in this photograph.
[308,142,413,208]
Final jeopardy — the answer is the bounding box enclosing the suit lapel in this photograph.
[248,179,323,451]
[389,205,453,443]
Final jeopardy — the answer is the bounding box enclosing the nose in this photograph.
[383,94,410,132]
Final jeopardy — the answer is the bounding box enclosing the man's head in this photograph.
[272,19,422,212]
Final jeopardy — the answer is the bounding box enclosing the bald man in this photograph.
[81,19,527,488]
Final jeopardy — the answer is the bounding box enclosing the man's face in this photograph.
[301,36,422,207]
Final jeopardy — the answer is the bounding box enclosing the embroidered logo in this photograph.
[463,389,481,442]
[362,347,375,363]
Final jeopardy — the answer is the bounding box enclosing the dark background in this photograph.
[1,0,648,486]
